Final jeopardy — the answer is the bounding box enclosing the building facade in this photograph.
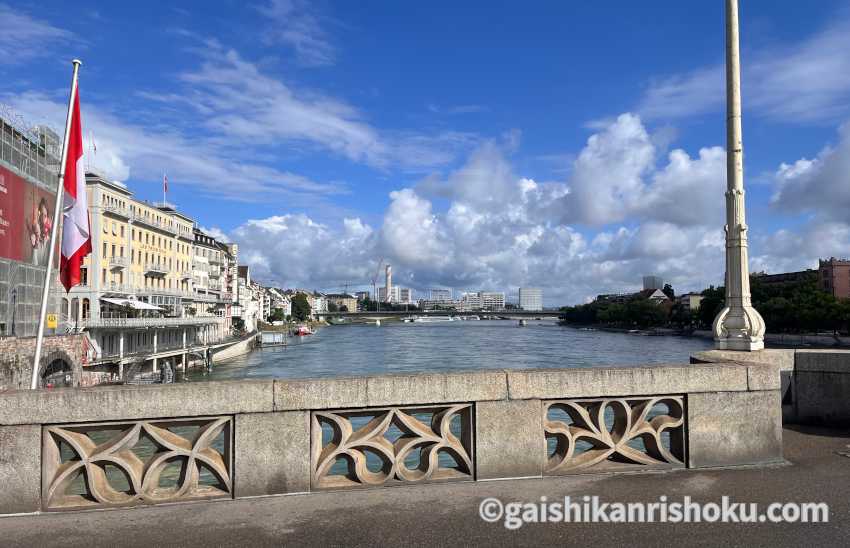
[429,288,452,301]
[518,287,543,311]
[819,258,850,300]
[678,293,704,311]
[378,285,401,304]
[64,172,228,364]
[459,291,505,312]
[326,293,357,312]
[0,117,64,338]
[643,275,664,291]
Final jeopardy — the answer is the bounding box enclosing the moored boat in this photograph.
[293,325,314,336]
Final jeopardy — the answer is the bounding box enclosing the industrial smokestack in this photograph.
[385,264,393,303]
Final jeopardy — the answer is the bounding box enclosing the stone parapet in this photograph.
[0,361,783,514]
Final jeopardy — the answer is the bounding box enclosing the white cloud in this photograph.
[638,16,850,123]
[231,114,735,303]
[140,41,477,171]
[4,91,345,203]
[258,0,335,67]
[231,214,376,290]
[0,4,74,65]
[553,114,726,228]
[771,121,850,219]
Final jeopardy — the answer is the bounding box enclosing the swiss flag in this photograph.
[59,85,91,291]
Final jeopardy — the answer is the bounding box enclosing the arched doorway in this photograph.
[41,358,73,388]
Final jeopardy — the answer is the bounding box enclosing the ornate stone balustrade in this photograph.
[311,404,473,489]
[0,361,784,514]
[43,416,232,510]
[544,396,685,474]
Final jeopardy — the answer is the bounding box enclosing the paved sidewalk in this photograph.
[2,426,849,547]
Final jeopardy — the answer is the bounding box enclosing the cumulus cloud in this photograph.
[231,114,735,304]
[771,121,850,219]
[552,114,726,228]
[231,214,376,290]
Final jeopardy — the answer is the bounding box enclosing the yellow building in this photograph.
[66,172,226,371]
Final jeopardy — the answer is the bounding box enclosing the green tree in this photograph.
[291,293,312,322]
[698,285,725,329]
[662,284,675,300]
[327,302,339,313]
[269,308,286,322]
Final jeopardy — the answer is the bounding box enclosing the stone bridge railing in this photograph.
[0,361,783,514]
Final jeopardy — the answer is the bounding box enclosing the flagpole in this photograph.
[31,59,81,390]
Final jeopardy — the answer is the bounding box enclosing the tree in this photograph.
[269,308,286,322]
[291,293,312,322]
[327,302,339,313]
[698,285,725,329]
[662,284,675,300]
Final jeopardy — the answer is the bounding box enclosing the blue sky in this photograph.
[3,1,850,305]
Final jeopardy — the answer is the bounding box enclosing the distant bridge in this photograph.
[315,310,562,319]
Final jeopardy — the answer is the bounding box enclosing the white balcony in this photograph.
[144,263,168,276]
[103,205,130,219]
[80,315,224,329]
[138,287,192,298]
[131,212,177,235]
[103,282,134,293]
[108,256,128,270]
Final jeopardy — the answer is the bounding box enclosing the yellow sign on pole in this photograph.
[47,314,58,329]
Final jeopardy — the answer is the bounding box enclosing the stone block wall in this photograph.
[0,334,89,391]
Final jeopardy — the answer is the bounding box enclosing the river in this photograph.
[185,320,713,382]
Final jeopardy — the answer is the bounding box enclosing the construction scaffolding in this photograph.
[0,104,61,192]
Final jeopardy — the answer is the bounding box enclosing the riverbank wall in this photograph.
[559,322,850,348]
[211,333,259,364]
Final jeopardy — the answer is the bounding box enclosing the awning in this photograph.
[100,297,164,311]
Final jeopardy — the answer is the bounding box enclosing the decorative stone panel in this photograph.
[311,403,473,489]
[544,396,685,474]
[42,416,232,510]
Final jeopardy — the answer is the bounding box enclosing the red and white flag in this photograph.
[163,173,168,193]
[59,85,91,291]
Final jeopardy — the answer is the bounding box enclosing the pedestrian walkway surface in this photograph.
[3,426,849,547]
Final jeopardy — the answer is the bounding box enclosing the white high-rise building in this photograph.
[429,288,452,301]
[519,288,543,311]
[378,285,401,304]
[385,264,393,303]
[459,291,505,311]
[643,275,664,291]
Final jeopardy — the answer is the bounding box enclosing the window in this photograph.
[120,226,124,238]
[102,242,107,256]
[102,269,106,283]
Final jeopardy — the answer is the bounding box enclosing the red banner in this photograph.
[0,164,58,267]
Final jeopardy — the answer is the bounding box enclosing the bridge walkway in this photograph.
[1,425,847,547]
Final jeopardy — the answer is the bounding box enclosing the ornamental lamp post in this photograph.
[712,0,766,351]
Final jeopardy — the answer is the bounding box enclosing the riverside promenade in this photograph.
[0,425,847,547]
